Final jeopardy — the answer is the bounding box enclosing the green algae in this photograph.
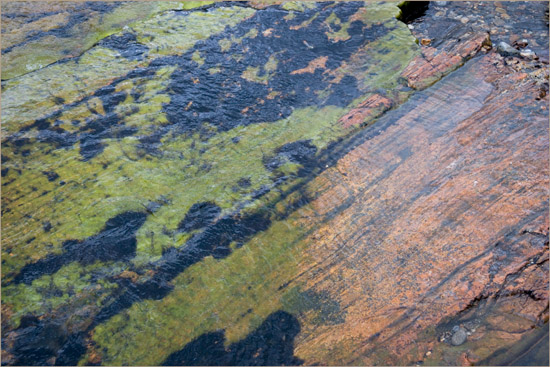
[88,210,316,365]
[191,51,205,66]
[132,6,255,57]
[0,2,213,80]
[1,6,255,137]
[1,1,418,283]
[1,7,257,278]
[325,12,351,41]
[3,262,118,329]
[281,1,319,12]
[180,1,215,10]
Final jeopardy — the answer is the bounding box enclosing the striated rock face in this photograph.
[1,1,548,366]
[288,52,549,366]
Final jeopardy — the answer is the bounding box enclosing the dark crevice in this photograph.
[396,1,429,24]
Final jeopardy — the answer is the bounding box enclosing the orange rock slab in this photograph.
[287,52,548,365]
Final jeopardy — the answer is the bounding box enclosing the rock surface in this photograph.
[1,1,548,366]
[0,1,213,80]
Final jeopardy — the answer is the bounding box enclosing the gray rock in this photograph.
[497,41,520,57]
[451,327,467,346]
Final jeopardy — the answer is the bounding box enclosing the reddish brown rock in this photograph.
[339,94,393,128]
[283,52,548,365]
[401,32,490,90]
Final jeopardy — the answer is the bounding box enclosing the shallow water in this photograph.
[1,1,548,366]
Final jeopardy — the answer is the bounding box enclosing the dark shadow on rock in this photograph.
[263,140,318,172]
[163,311,303,366]
[12,211,148,285]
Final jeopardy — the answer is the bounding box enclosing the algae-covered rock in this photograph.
[1,1,422,365]
[0,1,214,80]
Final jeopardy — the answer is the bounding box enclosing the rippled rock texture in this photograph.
[1,1,548,366]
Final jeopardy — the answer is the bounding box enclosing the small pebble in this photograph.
[420,38,431,46]
[497,41,520,57]
[451,328,467,346]
[520,49,537,60]
[460,17,469,24]
[408,24,414,30]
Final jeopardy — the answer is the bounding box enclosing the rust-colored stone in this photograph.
[338,94,393,128]
[290,56,328,75]
[420,38,432,46]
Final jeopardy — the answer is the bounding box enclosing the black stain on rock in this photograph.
[6,320,66,366]
[43,221,52,232]
[6,316,88,367]
[12,211,147,285]
[99,32,149,61]
[177,201,222,232]
[42,171,60,182]
[8,2,389,162]
[237,177,251,188]
[272,140,318,169]
[163,310,303,366]
[162,2,370,139]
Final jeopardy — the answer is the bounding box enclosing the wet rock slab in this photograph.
[282,51,549,366]
[1,1,548,366]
